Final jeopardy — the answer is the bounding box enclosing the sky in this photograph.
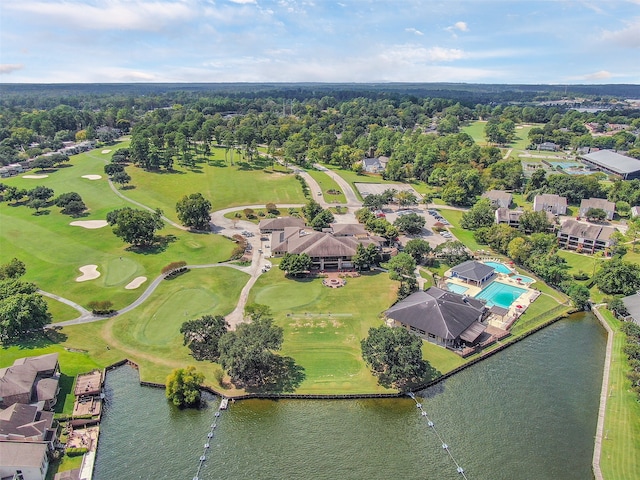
[1,0,639,84]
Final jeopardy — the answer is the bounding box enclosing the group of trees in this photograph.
[279,253,312,276]
[107,207,164,247]
[0,183,86,216]
[619,322,640,399]
[0,258,51,342]
[302,200,335,230]
[176,193,212,231]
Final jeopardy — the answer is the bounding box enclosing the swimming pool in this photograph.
[512,275,536,284]
[446,282,470,295]
[476,282,527,309]
[483,261,512,274]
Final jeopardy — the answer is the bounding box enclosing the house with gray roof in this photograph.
[0,441,49,480]
[0,353,60,410]
[621,292,640,325]
[446,260,496,286]
[579,198,616,220]
[482,190,512,209]
[557,219,617,254]
[533,194,567,215]
[362,156,389,173]
[258,216,306,234]
[385,287,487,348]
[580,149,640,180]
[494,208,523,228]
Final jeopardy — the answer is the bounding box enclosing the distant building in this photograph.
[557,219,617,254]
[538,142,559,151]
[579,198,615,220]
[482,190,512,209]
[580,150,640,180]
[384,287,487,348]
[621,292,640,325]
[0,353,60,410]
[362,156,389,173]
[533,194,567,215]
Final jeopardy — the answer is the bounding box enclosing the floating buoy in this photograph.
[421,411,427,416]
[428,421,434,427]
[416,403,422,408]
[200,455,206,461]
[204,443,210,449]
[212,425,216,430]
[215,412,221,417]
[207,432,213,438]
[442,443,448,449]
[457,467,465,474]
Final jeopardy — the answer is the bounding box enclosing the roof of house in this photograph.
[580,198,616,213]
[0,403,54,440]
[622,293,640,323]
[329,223,368,237]
[0,353,59,402]
[482,190,512,203]
[495,208,523,223]
[273,227,382,258]
[558,219,616,241]
[385,287,486,341]
[449,260,496,282]
[581,149,640,175]
[534,194,567,207]
[258,217,306,231]
[0,441,48,468]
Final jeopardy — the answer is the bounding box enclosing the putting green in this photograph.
[136,288,219,346]
[103,257,141,287]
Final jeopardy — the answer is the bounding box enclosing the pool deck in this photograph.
[444,274,540,330]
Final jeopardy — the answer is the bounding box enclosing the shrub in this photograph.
[66,447,88,457]
[161,261,187,275]
[87,300,115,315]
[573,270,590,281]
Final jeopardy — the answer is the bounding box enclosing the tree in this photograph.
[386,253,416,281]
[55,192,86,215]
[460,198,495,230]
[218,316,284,387]
[563,281,590,310]
[363,194,385,211]
[27,198,47,214]
[361,325,430,390]
[165,366,204,408]
[608,297,629,317]
[302,200,323,222]
[279,253,311,276]
[181,315,229,361]
[584,207,607,222]
[434,241,470,265]
[104,163,125,176]
[27,185,54,203]
[0,258,26,280]
[594,259,640,295]
[403,239,431,264]
[395,191,418,207]
[0,290,51,342]
[310,209,335,230]
[393,213,425,234]
[176,193,212,231]
[519,210,552,233]
[107,207,164,247]
[111,171,131,188]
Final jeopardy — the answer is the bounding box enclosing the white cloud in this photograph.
[584,70,613,80]
[229,0,256,3]
[0,64,24,74]
[380,45,467,63]
[453,21,468,32]
[405,27,424,36]
[601,18,640,48]
[5,1,198,31]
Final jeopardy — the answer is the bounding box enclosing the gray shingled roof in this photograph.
[385,287,486,341]
[1,441,48,468]
[0,353,59,403]
[559,219,616,241]
[580,198,615,213]
[581,150,640,175]
[258,217,306,231]
[622,293,640,324]
[450,260,496,282]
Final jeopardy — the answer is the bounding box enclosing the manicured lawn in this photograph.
[0,148,237,309]
[306,169,347,204]
[248,269,398,393]
[122,147,305,221]
[510,293,569,336]
[435,209,484,252]
[45,297,81,323]
[461,120,487,145]
[558,250,600,278]
[421,340,465,372]
[597,308,640,479]
[325,166,395,200]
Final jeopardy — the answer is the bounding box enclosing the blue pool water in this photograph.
[476,282,527,309]
[446,282,470,295]
[513,275,536,284]
[483,261,512,274]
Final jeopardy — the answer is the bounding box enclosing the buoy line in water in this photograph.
[408,392,469,479]
[192,399,225,480]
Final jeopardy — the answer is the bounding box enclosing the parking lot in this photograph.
[383,206,455,250]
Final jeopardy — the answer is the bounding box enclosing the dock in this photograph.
[219,398,229,410]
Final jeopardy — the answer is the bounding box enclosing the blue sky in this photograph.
[1,0,639,84]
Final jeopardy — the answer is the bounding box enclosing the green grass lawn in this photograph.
[558,250,599,278]
[597,308,640,479]
[325,166,396,201]
[122,147,305,221]
[306,169,347,204]
[435,209,485,252]
[0,148,237,309]
[45,297,82,323]
[461,120,487,145]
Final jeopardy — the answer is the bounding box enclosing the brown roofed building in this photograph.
[482,190,512,209]
[557,219,617,254]
[494,208,523,227]
[0,441,50,480]
[0,403,56,448]
[385,287,487,348]
[258,216,306,234]
[0,353,60,410]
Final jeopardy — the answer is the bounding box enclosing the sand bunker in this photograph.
[101,149,112,154]
[76,265,100,282]
[70,220,108,229]
[81,175,102,180]
[23,174,49,179]
[125,276,147,290]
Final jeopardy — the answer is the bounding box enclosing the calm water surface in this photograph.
[94,313,605,480]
